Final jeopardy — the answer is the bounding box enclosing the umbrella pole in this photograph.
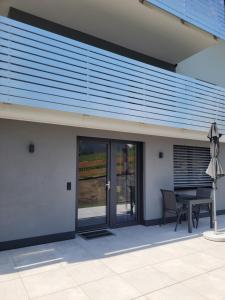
[213,181,218,233]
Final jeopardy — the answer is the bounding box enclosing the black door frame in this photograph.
[76,136,144,232]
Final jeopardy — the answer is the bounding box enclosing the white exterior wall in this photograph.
[176,41,225,88]
[144,137,225,220]
[0,119,77,242]
[1,119,225,243]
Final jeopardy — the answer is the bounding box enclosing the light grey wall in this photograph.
[144,136,173,220]
[176,41,225,88]
[1,119,225,242]
[0,119,76,242]
[144,137,225,220]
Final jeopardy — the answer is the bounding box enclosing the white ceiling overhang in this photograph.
[0,0,218,64]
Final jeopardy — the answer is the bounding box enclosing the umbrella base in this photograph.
[203,230,225,242]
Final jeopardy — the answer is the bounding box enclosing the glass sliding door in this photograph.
[77,138,140,231]
[114,142,137,225]
[77,139,109,229]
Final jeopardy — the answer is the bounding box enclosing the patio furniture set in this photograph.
[161,188,213,233]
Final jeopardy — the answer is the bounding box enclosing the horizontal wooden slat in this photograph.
[1,16,225,95]
[1,17,225,132]
[0,50,224,113]
[0,82,218,128]
[1,73,225,127]
[1,16,225,93]
[2,52,224,118]
[1,93,205,130]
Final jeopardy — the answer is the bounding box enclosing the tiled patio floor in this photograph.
[1,216,225,299]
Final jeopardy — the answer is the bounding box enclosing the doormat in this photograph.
[79,229,114,240]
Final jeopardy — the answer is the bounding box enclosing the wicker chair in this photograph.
[161,189,196,231]
[194,187,212,228]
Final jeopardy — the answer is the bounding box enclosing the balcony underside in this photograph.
[0,0,218,64]
[0,17,225,139]
[0,102,218,142]
[147,0,225,40]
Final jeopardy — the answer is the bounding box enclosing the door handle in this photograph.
[106,181,111,191]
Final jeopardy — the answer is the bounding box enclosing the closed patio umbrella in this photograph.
[204,122,225,241]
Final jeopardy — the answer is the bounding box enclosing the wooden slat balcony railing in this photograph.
[0,17,225,133]
[146,0,225,40]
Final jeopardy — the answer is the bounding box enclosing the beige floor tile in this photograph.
[181,252,225,272]
[12,246,64,277]
[147,283,207,300]
[0,261,19,282]
[66,259,114,285]
[121,265,175,294]
[1,219,225,300]
[179,236,221,251]
[209,266,225,281]
[183,273,225,300]
[18,260,63,278]
[205,244,225,261]
[22,268,75,298]
[159,241,195,257]
[80,275,140,300]
[0,279,28,300]
[102,252,147,273]
[55,243,93,264]
[131,245,173,265]
[35,287,89,300]
[12,247,62,267]
[154,257,203,281]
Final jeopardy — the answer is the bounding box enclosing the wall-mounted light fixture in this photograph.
[28,143,35,153]
[159,152,164,159]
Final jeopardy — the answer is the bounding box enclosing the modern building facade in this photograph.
[0,0,225,250]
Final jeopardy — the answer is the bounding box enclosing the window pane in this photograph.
[115,143,137,224]
[78,140,108,228]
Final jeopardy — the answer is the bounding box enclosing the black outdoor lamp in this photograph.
[28,143,35,153]
[159,152,164,159]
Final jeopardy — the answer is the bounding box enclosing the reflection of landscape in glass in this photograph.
[79,145,136,180]
[116,145,136,199]
[78,141,138,227]
[78,141,107,227]
[78,143,136,208]
[78,143,107,209]
[116,144,137,223]
[79,152,107,180]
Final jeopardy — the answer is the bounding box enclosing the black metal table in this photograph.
[176,194,213,233]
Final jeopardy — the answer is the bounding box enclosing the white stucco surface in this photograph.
[0,119,225,242]
[177,41,225,88]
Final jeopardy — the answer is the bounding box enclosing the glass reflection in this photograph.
[116,143,137,224]
[78,141,107,228]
